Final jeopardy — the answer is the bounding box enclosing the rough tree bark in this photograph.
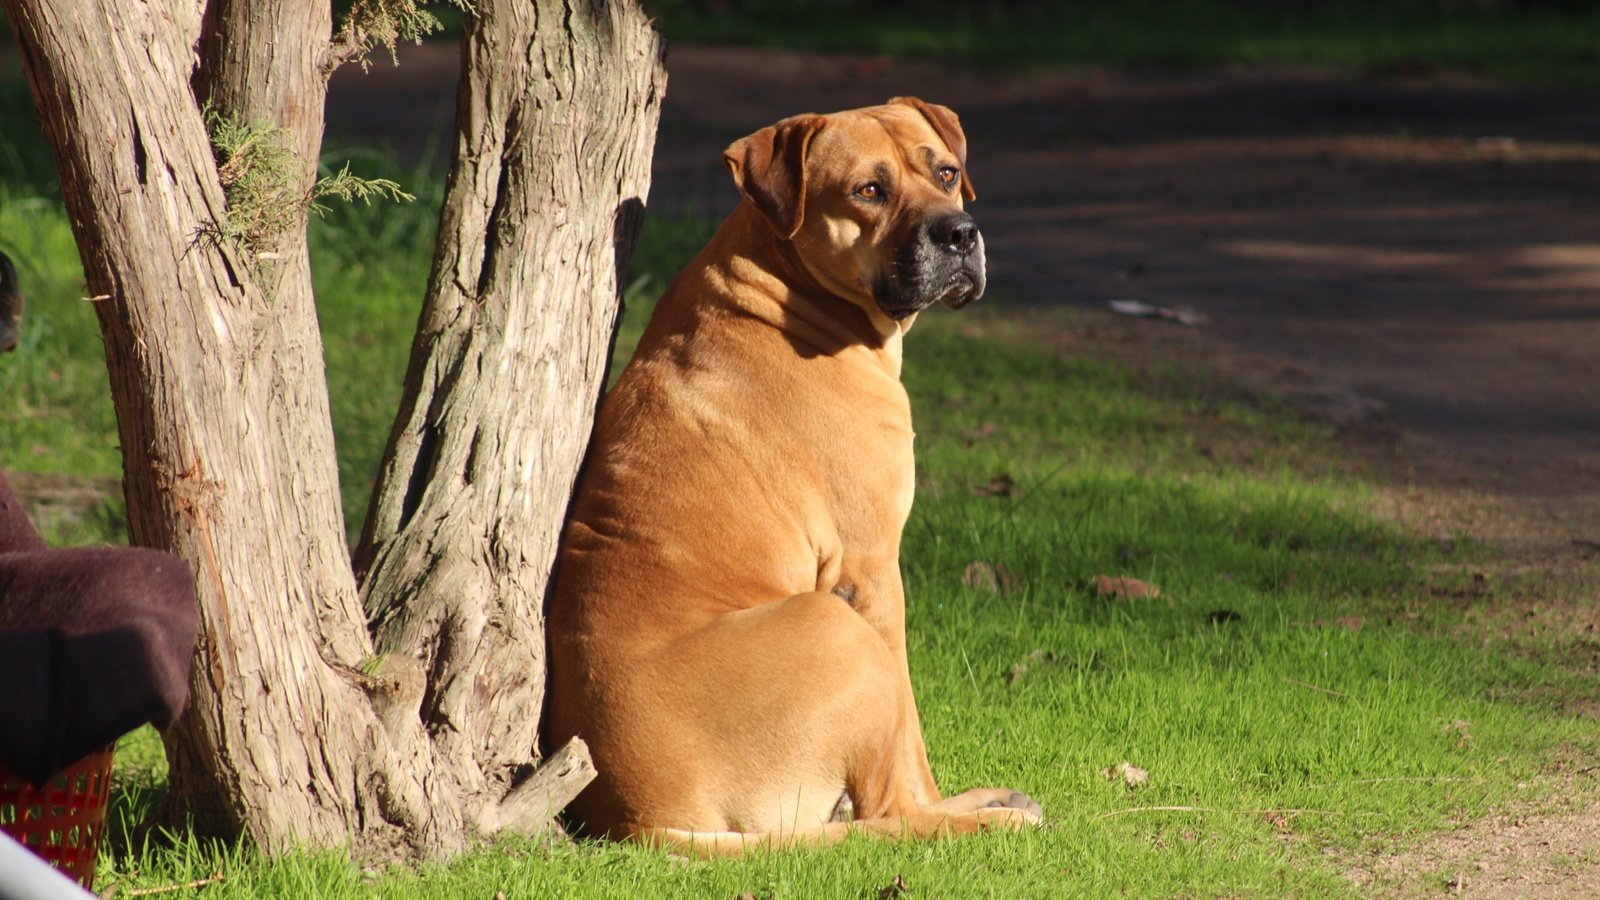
[1,0,664,856]
[355,0,664,809]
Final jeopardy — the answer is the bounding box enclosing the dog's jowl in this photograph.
[546,98,1042,855]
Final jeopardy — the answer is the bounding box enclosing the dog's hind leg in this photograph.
[635,799,1040,858]
[631,588,1041,849]
[649,588,922,833]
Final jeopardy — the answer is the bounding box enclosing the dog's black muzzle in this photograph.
[874,210,987,320]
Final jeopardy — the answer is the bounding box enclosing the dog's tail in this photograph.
[633,806,1037,858]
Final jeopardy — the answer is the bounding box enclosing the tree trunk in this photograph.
[4,0,377,848]
[357,0,665,797]
[3,0,663,857]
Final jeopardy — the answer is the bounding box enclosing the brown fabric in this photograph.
[0,471,197,785]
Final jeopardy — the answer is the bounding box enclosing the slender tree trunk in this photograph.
[193,0,331,306]
[4,0,663,857]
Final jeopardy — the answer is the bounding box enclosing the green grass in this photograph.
[0,183,122,491]
[4,83,1596,895]
[649,0,1600,86]
[88,283,1599,896]
[308,148,441,540]
[94,312,1599,893]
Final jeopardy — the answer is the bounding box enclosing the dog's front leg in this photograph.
[894,654,941,806]
[846,565,942,807]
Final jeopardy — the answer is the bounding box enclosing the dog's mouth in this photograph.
[878,266,985,320]
[937,271,982,310]
[875,222,987,320]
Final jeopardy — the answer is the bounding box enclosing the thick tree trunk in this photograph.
[4,0,383,848]
[4,0,663,857]
[357,0,665,796]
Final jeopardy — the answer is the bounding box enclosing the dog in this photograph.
[546,98,1042,855]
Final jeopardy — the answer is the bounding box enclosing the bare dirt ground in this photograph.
[338,40,1600,896]
[331,43,1600,541]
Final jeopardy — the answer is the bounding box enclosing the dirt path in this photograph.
[646,48,1600,543]
[332,43,1600,542]
[330,43,1600,894]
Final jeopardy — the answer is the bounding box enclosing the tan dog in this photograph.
[546,98,1042,854]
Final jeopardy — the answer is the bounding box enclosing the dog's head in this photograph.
[724,97,984,323]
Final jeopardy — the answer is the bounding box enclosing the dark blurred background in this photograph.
[639,0,1600,83]
[3,0,1599,540]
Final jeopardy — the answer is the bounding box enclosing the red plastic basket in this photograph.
[0,745,115,890]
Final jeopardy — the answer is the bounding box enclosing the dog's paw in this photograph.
[972,804,1042,830]
[985,790,1044,822]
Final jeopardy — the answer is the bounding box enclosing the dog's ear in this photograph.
[890,96,976,201]
[724,114,825,240]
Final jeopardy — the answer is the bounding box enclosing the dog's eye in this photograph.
[936,167,960,189]
[855,182,885,201]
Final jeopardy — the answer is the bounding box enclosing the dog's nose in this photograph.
[930,212,979,256]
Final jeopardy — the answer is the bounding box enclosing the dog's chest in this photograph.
[814,386,916,553]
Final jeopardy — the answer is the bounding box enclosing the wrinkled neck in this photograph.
[690,203,907,375]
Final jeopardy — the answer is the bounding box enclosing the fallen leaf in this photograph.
[1264,811,1292,832]
[1474,135,1518,153]
[964,561,1022,595]
[1444,719,1473,750]
[963,421,1001,445]
[1005,648,1059,685]
[1294,615,1364,633]
[876,874,909,899]
[972,472,1016,497]
[850,55,895,77]
[1094,574,1160,600]
[1099,760,1149,788]
[1107,298,1208,326]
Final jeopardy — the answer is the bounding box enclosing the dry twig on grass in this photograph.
[1096,806,1338,820]
[1281,676,1351,698]
[112,871,226,897]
